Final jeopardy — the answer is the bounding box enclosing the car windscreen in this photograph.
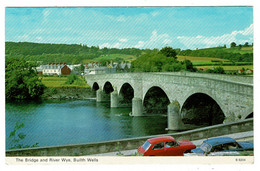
[142,141,152,151]
[200,142,211,152]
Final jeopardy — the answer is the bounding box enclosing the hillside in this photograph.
[5,42,143,64]
[178,46,253,62]
[5,42,253,65]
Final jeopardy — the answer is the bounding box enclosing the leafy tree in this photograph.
[65,74,77,84]
[73,64,85,74]
[206,66,225,74]
[243,42,249,47]
[80,64,85,73]
[8,121,39,149]
[183,59,197,72]
[131,52,183,72]
[214,66,225,74]
[230,42,237,48]
[5,58,45,101]
[159,46,177,59]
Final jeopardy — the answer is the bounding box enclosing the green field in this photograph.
[196,65,253,71]
[40,76,90,88]
[177,54,253,72]
[177,55,228,62]
[193,46,253,54]
[223,46,253,54]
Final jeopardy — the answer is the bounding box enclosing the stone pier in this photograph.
[110,91,119,108]
[96,89,103,102]
[167,100,185,131]
[132,97,143,116]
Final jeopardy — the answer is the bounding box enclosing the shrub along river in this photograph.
[6,100,168,150]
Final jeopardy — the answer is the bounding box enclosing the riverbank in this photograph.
[42,87,96,100]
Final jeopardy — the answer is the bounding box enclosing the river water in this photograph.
[6,100,168,150]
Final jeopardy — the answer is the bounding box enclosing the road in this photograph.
[91,131,253,156]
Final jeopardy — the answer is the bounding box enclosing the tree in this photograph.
[243,42,249,47]
[183,59,197,72]
[230,42,236,48]
[5,58,45,101]
[159,46,177,59]
[80,64,85,73]
[214,66,225,74]
[8,121,39,149]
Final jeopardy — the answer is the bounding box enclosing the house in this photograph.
[115,62,131,73]
[84,62,116,75]
[41,63,71,75]
[238,69,244,74]
[67,64,81,71]
[83,61,131,75]
[245,69,253,74]
[36,65,43,75]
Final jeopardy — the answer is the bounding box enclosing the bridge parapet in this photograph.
[85,72,253,96]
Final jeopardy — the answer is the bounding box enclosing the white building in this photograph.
[41,63,71,75]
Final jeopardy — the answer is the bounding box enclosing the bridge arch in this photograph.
[143,86,170,114]
[243,108,254,119]
[103,81,114,94]
[92,82,99,91]
[118,83,134,105]
[181,92,225,126]
[245,112,253,119]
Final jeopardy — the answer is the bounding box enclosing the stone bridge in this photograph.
[85,72,253,130]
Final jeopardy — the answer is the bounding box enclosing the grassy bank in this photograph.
[40,75,94,99]
[42,87,95,100]
[40,75,90,88]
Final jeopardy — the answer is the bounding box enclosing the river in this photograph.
[6,100,168,150]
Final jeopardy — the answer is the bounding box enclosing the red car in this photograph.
[138,136,196,156]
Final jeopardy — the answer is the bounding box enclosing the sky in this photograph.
[5,7,253,50]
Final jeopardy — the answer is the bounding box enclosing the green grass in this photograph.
[196,65,253,71]
[177,55,228,63]
[194,46,253,55]
[223,47,253,54]
[40,76,90,88]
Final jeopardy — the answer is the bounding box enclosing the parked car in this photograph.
[138,136,196,156]
[189,137,253,156]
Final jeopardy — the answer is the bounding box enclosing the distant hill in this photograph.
[5,42,144,64]
[178,46,253,62]
[5,42,253,65]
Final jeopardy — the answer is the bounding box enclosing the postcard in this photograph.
[2,0,256,168]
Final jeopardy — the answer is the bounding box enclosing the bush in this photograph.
[131,52,183,72]
[65,74,77,84]
[5,58,45,101]
[206,66,225,74]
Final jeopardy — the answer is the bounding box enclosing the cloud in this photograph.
[232,24,253,36]
[116,15,127,22]
[177,24,253,49]
[119,38,128,42]
[151,11,160,17]
[134,41,145,48]
[100,42,122,49]
[134,30,172,48]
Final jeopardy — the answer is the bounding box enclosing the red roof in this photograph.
[147,136,175,144]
